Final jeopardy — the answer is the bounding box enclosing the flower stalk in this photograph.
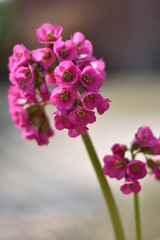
[81,132,125,240]
[134,193,142,240]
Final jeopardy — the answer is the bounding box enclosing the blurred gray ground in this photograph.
[1,73,160,240]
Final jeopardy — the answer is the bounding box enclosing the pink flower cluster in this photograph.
[103,126,160,195]
[8,23,110,144]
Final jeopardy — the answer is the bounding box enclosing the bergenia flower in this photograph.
[127,160,147,180]
[53,111,74,130]
[135,126,157,148]
[9,65,34,88]
[68,126,88,138]
[50,86,75,111]
[111,143,127,158]
[72,32,93,56]
[36,23,62,44]
[69,106,96,127]
[103,155,127,180]
[54,40,77,62]
[32,48,54,70]
[80,66,104,92]
[8,44,30,72]
[120,179,141,195]
[54,60,81,86]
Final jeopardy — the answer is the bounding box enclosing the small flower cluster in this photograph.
[8,23,110,144]
[103,126,160,195]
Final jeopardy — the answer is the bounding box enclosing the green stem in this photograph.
[81,133,125,240]
[134,193,142,240]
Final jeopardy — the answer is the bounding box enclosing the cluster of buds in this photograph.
[8,23,110,144]
[103,126,160,194]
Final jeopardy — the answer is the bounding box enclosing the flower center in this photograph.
[59,49,68,58]
[43,52,52,60]
[82,74,92,83]
[60,91,70,101]
[63,70,73,82]
[18,52,22,57]
[115,160,124,169]
[141,135,147,141]
[129,183,134,189]
[131,164,139,172]
[46,31,56,41]
[86,94,93,102]
[25,70,32,78]
[77,110,85,118]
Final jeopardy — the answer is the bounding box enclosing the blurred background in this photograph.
[0,0,160,239]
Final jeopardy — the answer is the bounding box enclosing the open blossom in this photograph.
[111,144,127,158]
[80,66,104,92]
[120,179,141,194]
[9,65,34,87]
[54,40,77,62]
[50,86,75,111]
[103,155,127,180]
[82,92,103,110]
[68,126,88,138]
[91,58,106,78]
[8,44,30,72]
[53,111,74,130]
[69,106,96,127]
[36,23,62,44]
[127,160,147,180]
[32,48,54,70]
[97,98,111,115]
[82,92,111,114]
[72,32,93,56]
[135,126,157,148]
[54,60,81,86]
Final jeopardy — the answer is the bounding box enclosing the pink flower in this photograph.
[153,137,160,155]
[82,92,103,110]
[69,106,96,127]
[23,85,36,103]
[8,86,29,127]
[72,32,93,56]
[91,58,106,78]
[135,126,157,148]
[68,126,88,138]
[50,86,75,111]
[103,155,127,180]
[148,157,160,180]
[54,60,81,86]
[127,160,147,180]
[54,40,77,62]
[97,98,111,115]
[8,44,30,72]
[22,125,54,146]
[111,144,127,158]
[53,111,74,130]
[36,23,62,44]
[9,65,34,88]
[39,84,51,101]
[152,166,160,180]
[120,179,141,194]
[80,66,104,92]
[45,72,56,85]
[32,48,54,70]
